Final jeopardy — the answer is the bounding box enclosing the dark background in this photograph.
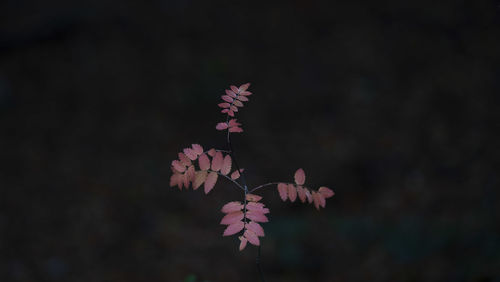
[1,0,499,281]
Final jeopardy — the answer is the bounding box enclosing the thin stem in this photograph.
[250,182,282,193]
[214,171,245,191]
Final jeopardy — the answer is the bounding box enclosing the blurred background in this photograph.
[1,0,499,281]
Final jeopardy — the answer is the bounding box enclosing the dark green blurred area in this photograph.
[1,0,499,281]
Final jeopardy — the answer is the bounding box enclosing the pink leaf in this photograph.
[193,170,207,190]
[225,89,237,98]
[246,202,269,214]
[230,105,238,112]
[228,119,241,127]
[230,85,239,93]
[247,221,265,237]
[221,201,243,213]
[178,153,191,166]
[220,155,232,175]
[221,95,233,103]
[230,169,244,180]
[171,160,186,173]
[246,210,269,222]
[207,148,216,157]
[237,95,249,102]
[319,187,335,198]
[183,148,198,161]
[296,185,306,203]
[304,188,313,203]
[233,100,244,107]
[239,83,250,92]
[170,173,180,187]
[216,122,228,130]
[288,184,297,202]
[239,91,252,96]
[198,153,211,171]
[204,172,218,194]
[277,183,288,201]
[246,194,262,202]
[221,109,229,114]
[312,191,325,210]
[239,236,247,251]
[294,168,306,185]
[243,229,260,246]
[182,173,190,189]
[186,165,195,182]
[223,221,244,236]
[229,126,243,133]
[211,151,223,171]
[228,110,234,117]
[220,211,244,225]
[218,102,231,108]
[191,144,203,155]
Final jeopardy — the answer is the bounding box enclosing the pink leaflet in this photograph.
[221,95,234,103]
[182,173,190,189]
[172,160,186,173]
[183,148,198,161]
[237,95,249,102]
[220,211,244,225]
[239,236,248,251]
[247,221,265,237]
[220,155,232,175]
[318,192,326,208]
[225,89,237,98]
[230,169,244,180]
[277,183,288,201]
[186,165,195,182]
[319,187,335,198]
[233,100,244,107]
[304,188,313,203]
[170,173,180,188]
[211,151,223,171]
[223,221,244,236]
[230,105,238,112]
[216,122,228,130]
[239,91,252,96]
[228,119,240,127]
[198,153,211,171]
[297,185,306,203]
[221,109,229,114]
[288,184,297,202]
[239,83,250,92]
[312,191,325,210]
[218,102,231,108]
[178,153,191,167]
[229,126,243,133]
[192,144,204,155]
[230,85,239,93]
[245,194,262,202]
[243,229,260,246]
[294,168,306,185]
[221,201,243,213]
[246,210,269,223]
[207,148,216,157]
[204,172,218,194]
[193,170,207,190]
[246,202,268,214]
[228,110,234,117]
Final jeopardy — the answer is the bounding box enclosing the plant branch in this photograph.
[213,170,245,191]
[250,182,283,193]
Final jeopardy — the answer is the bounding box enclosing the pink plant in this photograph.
[170,83,335,251]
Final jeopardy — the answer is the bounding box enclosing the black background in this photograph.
[1,0,499,281]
